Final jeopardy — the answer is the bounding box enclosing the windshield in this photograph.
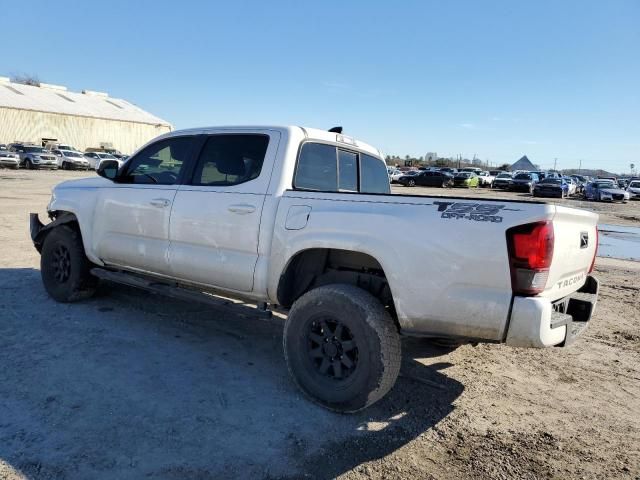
[514,174,531,180]
[540,178,561,184]
[595,181,615,188]
[62,151,83,158]
[629,181,640,188]
[97,153,117,159]
[456,172,472,178]
[497,173,511,178]
[25,146,45,153]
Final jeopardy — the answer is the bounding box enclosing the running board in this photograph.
[90,268,273,319]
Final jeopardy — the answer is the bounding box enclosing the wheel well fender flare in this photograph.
[275,247,395,310]
[31,211,79,252]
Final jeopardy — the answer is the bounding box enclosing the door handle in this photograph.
[228,204,256,214]
[149,198,171,208]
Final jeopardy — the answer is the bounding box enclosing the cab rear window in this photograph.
[294,142,390,194]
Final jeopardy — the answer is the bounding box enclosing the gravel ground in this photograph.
[0,169,638,479]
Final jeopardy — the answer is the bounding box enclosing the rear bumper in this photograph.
[505,275,599,348]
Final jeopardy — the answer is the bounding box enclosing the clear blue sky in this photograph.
[3,0,638,172]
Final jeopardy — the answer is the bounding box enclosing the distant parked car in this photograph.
[9,144,58,170]
[533,178,569,198]
[84,151,121,170]
[45,142,79,152]
[570,175,587,193]
[627,180,640,199]
[562,177,577,196]
[492,172,513,189]
[509,173,539,193]
[398,170,454,187]
[453,172,479,188]
[390,169,405,184]
[0,144,20,169]
[477,171,495,187]
[53,150,91,170]
[584,180,630,202]
[438,167,458,175]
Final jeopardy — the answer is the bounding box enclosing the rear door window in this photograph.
[294,143,390,194]
[294,143,338,191]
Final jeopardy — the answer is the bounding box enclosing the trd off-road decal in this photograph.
[433,202,505,222]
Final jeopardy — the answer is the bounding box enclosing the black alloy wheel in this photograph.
[51,244,72,283]
[307,318,358,380]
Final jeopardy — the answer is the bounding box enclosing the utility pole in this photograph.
[578,159,582,175]
[553,157,557,171]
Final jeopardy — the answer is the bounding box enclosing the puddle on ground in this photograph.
[598,223,640,261]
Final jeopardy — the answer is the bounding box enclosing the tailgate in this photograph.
[543,205,598,300]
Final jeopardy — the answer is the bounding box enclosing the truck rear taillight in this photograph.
[506,221,554,295]
[589,227,598,273]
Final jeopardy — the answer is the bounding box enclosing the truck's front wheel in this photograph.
[283,284,401,413]
[41,225,97,302]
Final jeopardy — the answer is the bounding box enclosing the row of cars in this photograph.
[387,166,638,202]
[0,143,128,171]
[496,172,636,202]
[388,167,498,188]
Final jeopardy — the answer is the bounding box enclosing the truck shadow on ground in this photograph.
[0,269,464,479]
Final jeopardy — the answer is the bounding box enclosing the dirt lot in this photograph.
[1,170,638,479]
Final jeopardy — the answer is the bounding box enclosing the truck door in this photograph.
[92,135,196,275]
[168,131,280,292]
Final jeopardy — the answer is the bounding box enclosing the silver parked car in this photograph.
[9,144,58,170]
[584,180,630,203]
[0,144,20,169]
[84,151,120,170]
[627,179,640,199]
[53,150,91,170]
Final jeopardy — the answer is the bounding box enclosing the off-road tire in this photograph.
[41,225,97,302]
[283,284,401,413]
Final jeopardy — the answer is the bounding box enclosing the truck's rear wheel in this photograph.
[41,225,97,302]
[283,284,401,413]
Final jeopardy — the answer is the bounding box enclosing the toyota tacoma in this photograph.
[30,126,600,412]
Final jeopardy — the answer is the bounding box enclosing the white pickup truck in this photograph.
[30,126,599,412]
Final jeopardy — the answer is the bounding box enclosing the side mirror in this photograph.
[97,160,120,181]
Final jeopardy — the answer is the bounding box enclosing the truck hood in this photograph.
[54,176,112,190]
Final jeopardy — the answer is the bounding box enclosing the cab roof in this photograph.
[164,125,383,158]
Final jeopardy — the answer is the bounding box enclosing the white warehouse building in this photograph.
[0,77,172,154]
